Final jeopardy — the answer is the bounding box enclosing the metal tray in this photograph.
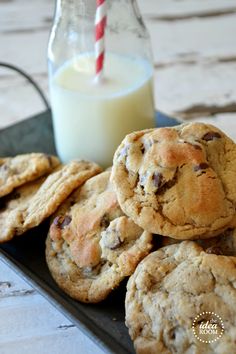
[0,110,179,354]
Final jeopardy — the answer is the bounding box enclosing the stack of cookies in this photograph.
[111,122,236,353]
[45,122,236,353]
[1,122,236,354]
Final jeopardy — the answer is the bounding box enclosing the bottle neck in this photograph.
[55,0,96,19]
[49,0,151,66]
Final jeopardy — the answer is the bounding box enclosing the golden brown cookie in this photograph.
[46,171,153,303]
[125,242,236,354]
[0,153,59,198]
[0,160,101,242]
[112,123,236,239]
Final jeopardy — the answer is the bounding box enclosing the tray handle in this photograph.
[0,62,50,110]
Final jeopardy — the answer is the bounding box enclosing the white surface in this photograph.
[0,258,104,354]
[0,1,236,353]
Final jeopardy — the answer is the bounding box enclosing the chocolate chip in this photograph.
[109,236,122,250]
[140,144,145,154]
[202,132,221,141]
[70,200,76,207]
[103,230,124,250]
[53,215,72,229]
[100,214,110,228]
[205,246,223,255]
[169,329,176,340]
[193,163,209,172]
[152,172,163,188]
[192,144,202,150]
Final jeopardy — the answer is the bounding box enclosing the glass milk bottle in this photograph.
[48,0,155,167]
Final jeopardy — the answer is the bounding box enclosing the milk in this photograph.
[49,53,155,167]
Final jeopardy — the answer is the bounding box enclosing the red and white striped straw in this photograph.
[95,0,107,83]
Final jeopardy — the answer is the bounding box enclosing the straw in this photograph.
[95,0,107,83]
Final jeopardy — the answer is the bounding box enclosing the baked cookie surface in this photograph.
[46,171,153,303]
[112,123,236,239]
[125,242,236,354]
[0,153,59,198]
[0,160,101,242]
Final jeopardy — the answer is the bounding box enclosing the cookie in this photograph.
[125,242,236,354]
[0,153,60,198]
[46,171,153,303]
[112,123,236,239]
[0,160,101,242]
[161,228,236,256]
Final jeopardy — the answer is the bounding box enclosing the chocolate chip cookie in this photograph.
[0,160,101,242]
[0,153,60,198]
[161,228,236,256]
[125,242,236,354]
[112,123,236,239]
[46,171,153,303]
